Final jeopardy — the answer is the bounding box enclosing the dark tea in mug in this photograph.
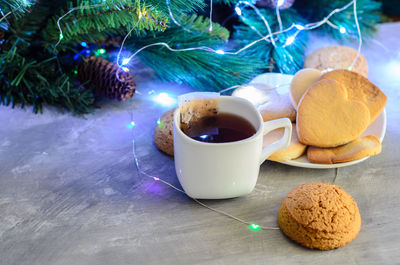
[181,113,256,143]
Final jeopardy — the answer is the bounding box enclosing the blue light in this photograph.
[235,7,242,16]
[339,26,346,34]
[200,135,208,139]
[127,121,136,129]
[153,92,176,107]
[285,36,295,46]
[80,41,87,47]
[122,58,131,65]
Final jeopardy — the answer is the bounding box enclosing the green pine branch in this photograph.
[0,0,32,18]
[293,0,382,41]
[42,0,171,51]
[0,42,94,114]
[124,15,264,91]
[233,7,308,74]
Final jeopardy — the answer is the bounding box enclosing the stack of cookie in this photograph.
[290,68,386,164]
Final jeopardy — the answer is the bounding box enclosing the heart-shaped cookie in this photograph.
[297,79,370,148]
[320,69,387,124]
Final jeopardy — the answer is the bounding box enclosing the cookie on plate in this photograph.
[278,182,361,250]
[289,68,322,109]
[307,135,381,164]
[263,124,307,162]
[320,69,387,124]
[232,84,273,107]
[154,109,175,156]
[296,79,370,147]
[258,91,296,122]
[304,46,368,77]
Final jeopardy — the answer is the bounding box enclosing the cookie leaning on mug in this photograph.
[278,182,361,250]
[263,124,306,162]
[154,109,175,156]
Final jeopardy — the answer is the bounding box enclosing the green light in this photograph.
[157,119,162,128]
[59,33,63,40]
[98,48,106,54]
[249,224,261,231]
[73,70,78,74]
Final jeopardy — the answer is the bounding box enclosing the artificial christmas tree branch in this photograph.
[0,0,383,115]
[129,15,264,90]
[233,7,308,74]
[293,0,381,41]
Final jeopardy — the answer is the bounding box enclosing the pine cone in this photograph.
[77,56,135,101]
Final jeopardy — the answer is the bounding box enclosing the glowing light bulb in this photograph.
[249,224,261,231]
[153,92,176,107]
[215,50,225,55]
[285,36,295,46]
[235,7,242,16]
[339,26,346,34]
[98,48,106,54]
[127,121,136,129]
[277,0,285,7]
[73,70,78,75]
[122,58,130,65]
[80,42,87,47]
[294,24,304,30]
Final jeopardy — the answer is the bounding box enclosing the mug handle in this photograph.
[259,118,292,165]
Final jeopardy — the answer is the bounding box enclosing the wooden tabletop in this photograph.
[1,23,399,265]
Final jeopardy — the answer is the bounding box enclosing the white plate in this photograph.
[249,73,387,169]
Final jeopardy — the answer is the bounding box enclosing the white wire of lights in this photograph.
[50,0,361,69]
[47,0,364,231]
[117,0,360,67]
[132,136,280,231]
[0,11,12,23]
[54,3,106,50]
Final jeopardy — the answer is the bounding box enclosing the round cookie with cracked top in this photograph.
[278,182,361,250]
[154,108,175,156]
[304,46,368,77]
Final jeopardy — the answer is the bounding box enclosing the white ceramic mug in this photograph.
[173,96,292,199]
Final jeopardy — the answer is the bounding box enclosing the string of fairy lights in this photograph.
[50,0,362,71]
[126,0,364,231]
[58,0,363,231]
[115,0,362,69]
[1,0,364,231]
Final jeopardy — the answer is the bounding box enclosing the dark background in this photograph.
[213,0,400,32]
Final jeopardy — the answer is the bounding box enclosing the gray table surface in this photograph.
[1,23,400,265]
